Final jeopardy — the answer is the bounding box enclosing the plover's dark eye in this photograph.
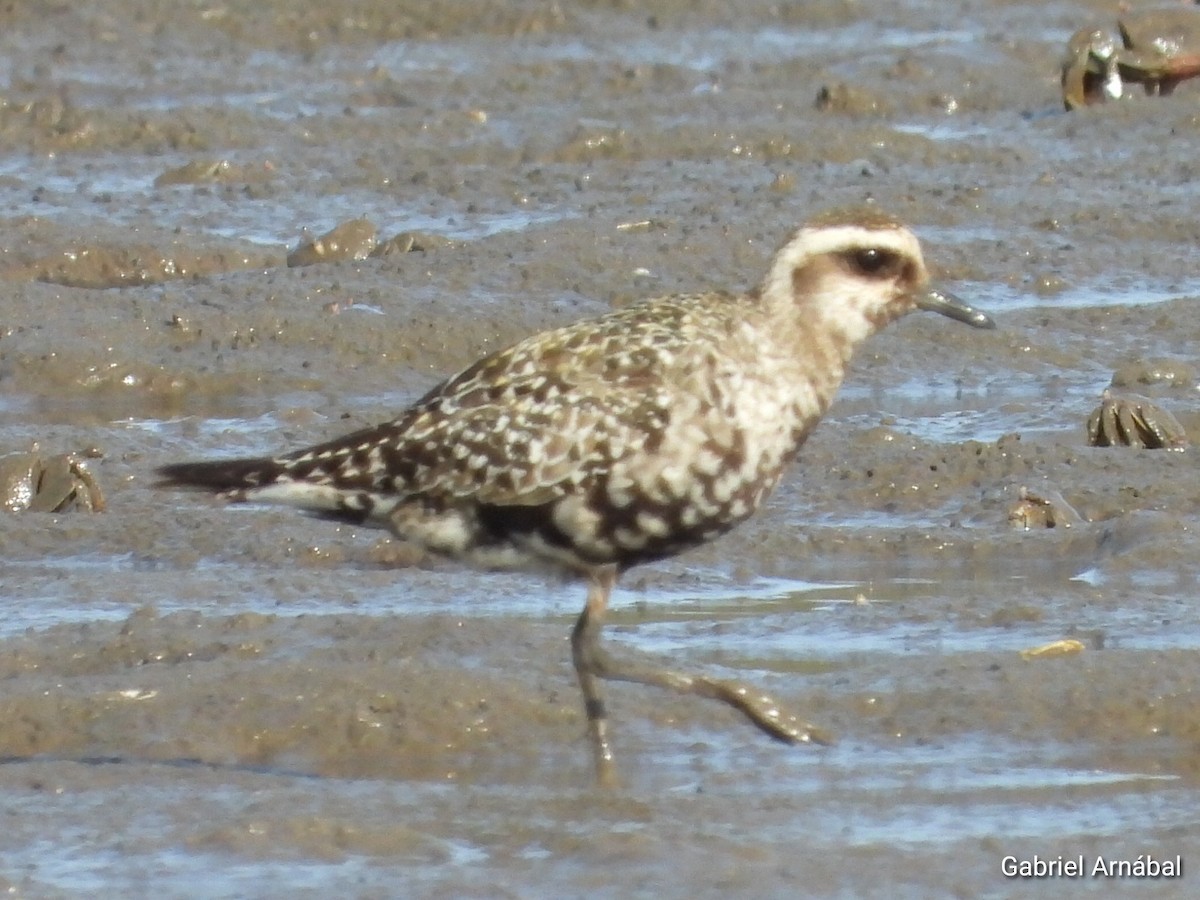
[844,247,899,277]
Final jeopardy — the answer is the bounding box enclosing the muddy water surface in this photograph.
[2,0,1200,896]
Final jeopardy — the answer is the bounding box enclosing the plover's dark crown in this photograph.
[159,208,995,783]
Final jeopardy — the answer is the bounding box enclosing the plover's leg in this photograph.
[588,644,834,747]
[571,567,620,786]
[571,568,833,783]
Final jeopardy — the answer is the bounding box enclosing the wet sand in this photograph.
[2,0,1200,895]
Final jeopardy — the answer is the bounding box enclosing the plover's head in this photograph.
[760,208,994,345]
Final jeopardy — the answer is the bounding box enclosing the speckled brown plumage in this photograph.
[159,208,995,783]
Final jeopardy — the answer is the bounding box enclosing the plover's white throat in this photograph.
[159,207,995,784]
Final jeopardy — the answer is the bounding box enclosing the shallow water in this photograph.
[3,0,1200,896]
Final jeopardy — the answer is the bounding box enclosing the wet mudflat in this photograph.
[1,0,1200,896]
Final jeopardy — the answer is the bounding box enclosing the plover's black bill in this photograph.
[917,287,996,329]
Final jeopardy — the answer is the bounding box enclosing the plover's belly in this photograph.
[537,446,793,571]
[386,450,791,575]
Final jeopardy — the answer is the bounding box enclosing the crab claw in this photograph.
[1062,28,1122,110]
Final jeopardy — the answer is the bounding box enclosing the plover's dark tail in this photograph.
[157,451,390,524]
[156,457,290,495]
[157,418,409,498]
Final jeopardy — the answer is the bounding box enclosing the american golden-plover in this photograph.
[159,208,995,783]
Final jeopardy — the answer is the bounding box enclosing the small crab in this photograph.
[286,218,378,267]
[1008,485,1082,530]
[0,445,106,513]
[1086,389,1188,450]
[1062,9,1200,110]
